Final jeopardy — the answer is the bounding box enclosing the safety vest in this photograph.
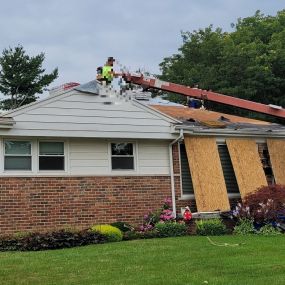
[102,66,113,81]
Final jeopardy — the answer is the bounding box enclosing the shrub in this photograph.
[91,225,123,242]
[258,224,282,236]
[196,219,227,236]
[111,222,134,233]
[0,229,107,251]
[233,219,256,235]
[140,197,174,232]
[154,222,187,237]
[232,185,285,224]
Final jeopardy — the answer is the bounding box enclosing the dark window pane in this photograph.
[39,157,64,170]
[111,143,133,155]
[5,156,31,170]
[112,157,134,170]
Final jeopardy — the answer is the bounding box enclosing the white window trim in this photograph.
[109,141,137,173]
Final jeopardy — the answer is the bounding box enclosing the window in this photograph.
[39,142,64,170]
[179,143,194,195]
[4,141,32,170]
[257,143,275,185]
[217,144,239,194]
[111,143,134,170]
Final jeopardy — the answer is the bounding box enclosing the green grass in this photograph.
[1,236,285,285]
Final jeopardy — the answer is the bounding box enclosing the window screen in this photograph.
[4,141,32,170]
[111,143,134,170]
[39,142,64,170]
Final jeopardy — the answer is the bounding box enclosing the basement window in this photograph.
[39,142,64,171]
[4,141,32,170]
[111,143,134,170]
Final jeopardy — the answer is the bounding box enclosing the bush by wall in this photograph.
[232,185,285,224]
[154,222,187,237]
[196,219,227,236]
[91,225,123,242]
[0,229,107,251]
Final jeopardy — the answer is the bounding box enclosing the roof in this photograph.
[151,105,270,125]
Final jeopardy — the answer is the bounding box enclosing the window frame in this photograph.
[3,139,32,171]
[109,142,136,172]
[38,140,66,172]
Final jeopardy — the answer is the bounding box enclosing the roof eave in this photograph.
[175,125,285,138]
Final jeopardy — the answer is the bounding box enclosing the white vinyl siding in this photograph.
[69,140,109,175]
[0,91,176,139]
[137,140,170,175]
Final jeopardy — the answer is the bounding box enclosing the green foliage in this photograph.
[159,9,285,120]
[0,45,58,110]
[0,229,107,251]
[154,222,187,237]
[258,224,282,236]
[91,224,123,242]
[111,222,133,233]
[233,219,256,235]
[196,219,227,236]
[233,185,285,224]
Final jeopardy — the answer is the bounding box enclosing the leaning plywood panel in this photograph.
[267,139,285,185]
[226,139,267,198]
[184,136,230,212]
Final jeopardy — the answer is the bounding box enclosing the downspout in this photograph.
[169,128,184,218]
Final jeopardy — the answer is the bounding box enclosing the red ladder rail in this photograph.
[123,73,285,119]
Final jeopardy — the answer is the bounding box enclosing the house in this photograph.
[0,80,285,235]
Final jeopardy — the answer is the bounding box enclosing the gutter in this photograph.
[175,125,285,138]
[169,128,184,218]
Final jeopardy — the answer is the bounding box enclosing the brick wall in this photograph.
[0,176,178,235]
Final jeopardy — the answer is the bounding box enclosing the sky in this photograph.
[0,0,284,90]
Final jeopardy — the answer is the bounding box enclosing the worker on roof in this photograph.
[101,57,116,85]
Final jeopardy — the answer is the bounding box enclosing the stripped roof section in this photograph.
[151,105,271,125]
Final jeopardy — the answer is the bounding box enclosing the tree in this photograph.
[159,10,285,119]
[0,45,58,110]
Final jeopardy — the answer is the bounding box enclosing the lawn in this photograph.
[1,235,285,285]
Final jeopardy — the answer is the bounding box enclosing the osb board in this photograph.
[184,136,230,212]
[226,139,267,198]
[267,139,285,185]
